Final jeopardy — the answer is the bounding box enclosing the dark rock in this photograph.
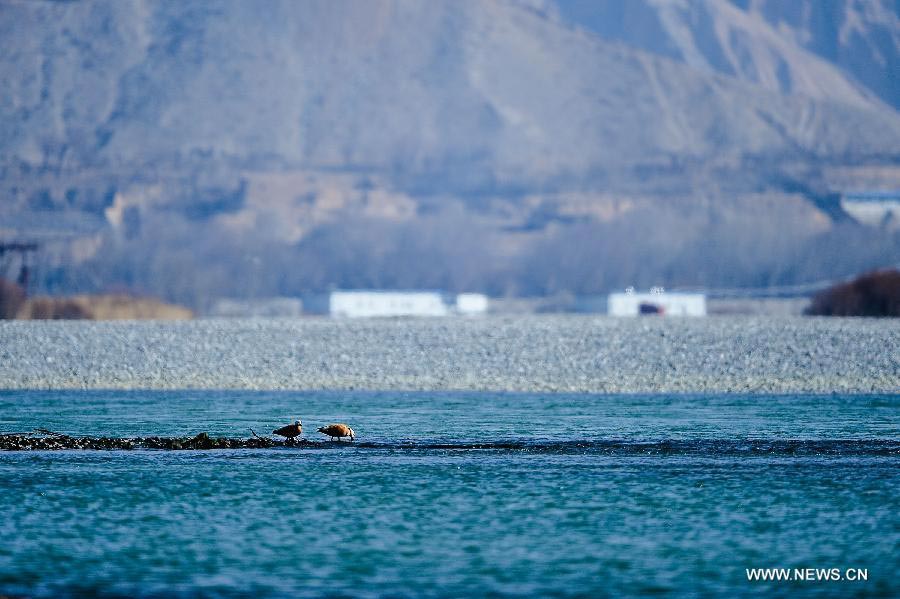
[1,431,331,451]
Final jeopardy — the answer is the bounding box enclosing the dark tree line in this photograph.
[30,205,900,312]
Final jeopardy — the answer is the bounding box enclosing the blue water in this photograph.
[0,391,898,598]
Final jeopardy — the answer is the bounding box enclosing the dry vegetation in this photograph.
[806,269,900,317]
[0,279,192,320]
[0,278,25,319]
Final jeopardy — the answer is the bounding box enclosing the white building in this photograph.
[455,293,489,315]
[841,192,900,228]
[608,291,706,317]
[329,290,449,318]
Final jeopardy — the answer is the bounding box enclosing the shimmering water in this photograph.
[0,391,898,598]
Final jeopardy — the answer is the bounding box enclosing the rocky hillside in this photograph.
[4,1,899,176]
[2,0,899,305]
[735,0,900,112]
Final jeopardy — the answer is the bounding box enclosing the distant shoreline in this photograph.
[1,316,898,394]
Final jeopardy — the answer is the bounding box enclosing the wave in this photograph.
[351,439,900,456]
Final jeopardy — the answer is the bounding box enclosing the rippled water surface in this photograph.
[1,391,898,597]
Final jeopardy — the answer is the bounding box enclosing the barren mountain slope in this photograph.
[2,0,900,302]
[3,0,899,183]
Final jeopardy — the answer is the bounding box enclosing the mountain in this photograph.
[4,0,899,176]
[552,0,898,110]
[734,0,900,112]
[1,0,899,306]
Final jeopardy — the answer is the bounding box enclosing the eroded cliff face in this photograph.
[1,0,898,302]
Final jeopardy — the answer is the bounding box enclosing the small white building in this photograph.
[455,293,489,315]
[608,291,706,317]
[841,192,900,228]
[329,290,448,318]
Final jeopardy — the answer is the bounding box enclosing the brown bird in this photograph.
[317,423,355,442]
[272,420,302,439]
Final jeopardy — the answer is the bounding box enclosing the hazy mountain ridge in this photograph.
[4,0,899,178]
[2,0,900,305]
